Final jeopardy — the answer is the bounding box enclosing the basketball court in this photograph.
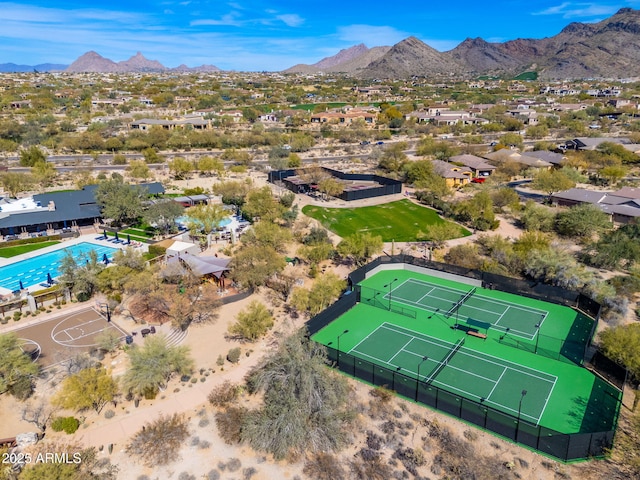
[11,306,128,367]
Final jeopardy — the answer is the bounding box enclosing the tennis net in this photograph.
[425,337,465,385]
[445,287,477,318]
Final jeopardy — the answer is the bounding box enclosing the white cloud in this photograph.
[337,24,408,46]
[532,2,618,18]
[191,12,242,26]
[276,14,304,27]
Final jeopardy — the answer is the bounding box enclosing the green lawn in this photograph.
[0,241,60,258]
[301,199,470,242]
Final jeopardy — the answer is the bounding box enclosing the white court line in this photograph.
[351,348,404,371]
[381,322,557,384]
[388,338,414,364]
[416,287,436,304]
[494,305,510,326]
[387,291,536,339]
[355,322,553,424]
[390,279,548,340]
[406,277,467,295]
[402,348,500,384]
[535,376,558,426]
[348,323,401,355]
[485,367,507,401]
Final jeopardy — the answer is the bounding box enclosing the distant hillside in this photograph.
[323,46,391,73]
[0,63,68,72]
[359,36,464,79]
[286,7,640,80]
[284,44,389,74]
[65,51,220,73]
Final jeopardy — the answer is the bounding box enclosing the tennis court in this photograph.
[350,322,555,424]
[311,266,619,460]
[372,277,548,340]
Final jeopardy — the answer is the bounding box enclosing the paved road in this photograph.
[508,179,546,201]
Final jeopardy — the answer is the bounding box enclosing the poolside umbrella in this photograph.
[103,253,109,264]
[103,229,107,239]
[127,234,131,245]
[115,231,119,241]
[19,280,24,290]
[46,273,53,285]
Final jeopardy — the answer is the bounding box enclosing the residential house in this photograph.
[130,117,212,131]
[524,150,566,167]
[431,160,471,187]
[562,137,630,151]
[404,110,488,126]
[449,154,496,178]
[310,110,376,125]
[551,186,640,224]
[483,150,552,170]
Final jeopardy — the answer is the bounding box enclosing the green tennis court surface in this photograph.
[351,322,555,424]
[313,268,620,439]
[371,277,548,340]
[359,271,594,364]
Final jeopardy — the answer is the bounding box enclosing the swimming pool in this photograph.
[0,242,119,292]
[176,216,232,229]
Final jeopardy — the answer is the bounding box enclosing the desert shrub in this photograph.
[228,301,274,341]
[393,447,426,476]
[366,431,384,450]
[126,413,189,467]
[178,473,195,480]
[104,410,115,419]
[370,385,394,403]
[208,381,241,408]
[216,355,225,366]
[206,470,220,480]
[242,467,258,480]
[241,332,355,460]
[227,347,241,363]
[199,440,211,449]
[215,406,247,444]
[9,375,34,400]
[198,418,210,428]
[303,453,347,480]
[349,456,394,480]
[51,416,80,434]
[226,458,241,472]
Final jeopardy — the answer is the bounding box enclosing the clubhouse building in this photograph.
[0,182,164,239]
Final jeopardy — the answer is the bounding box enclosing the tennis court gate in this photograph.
[326,346,618,462]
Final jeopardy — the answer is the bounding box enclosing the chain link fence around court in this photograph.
[325,345,620,462]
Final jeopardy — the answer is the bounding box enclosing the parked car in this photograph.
[472,177,486,183]
[376,141,385,145]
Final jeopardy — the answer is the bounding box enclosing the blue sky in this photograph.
[1,1,640,70]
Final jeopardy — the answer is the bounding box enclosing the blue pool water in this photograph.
[0,242,119,292]
[176,216,232,229]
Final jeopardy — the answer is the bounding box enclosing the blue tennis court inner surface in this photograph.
[0,242,119,292]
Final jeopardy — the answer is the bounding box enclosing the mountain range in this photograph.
[3,8,640,79]
[0,51,219,74]
[286,7,640,80]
